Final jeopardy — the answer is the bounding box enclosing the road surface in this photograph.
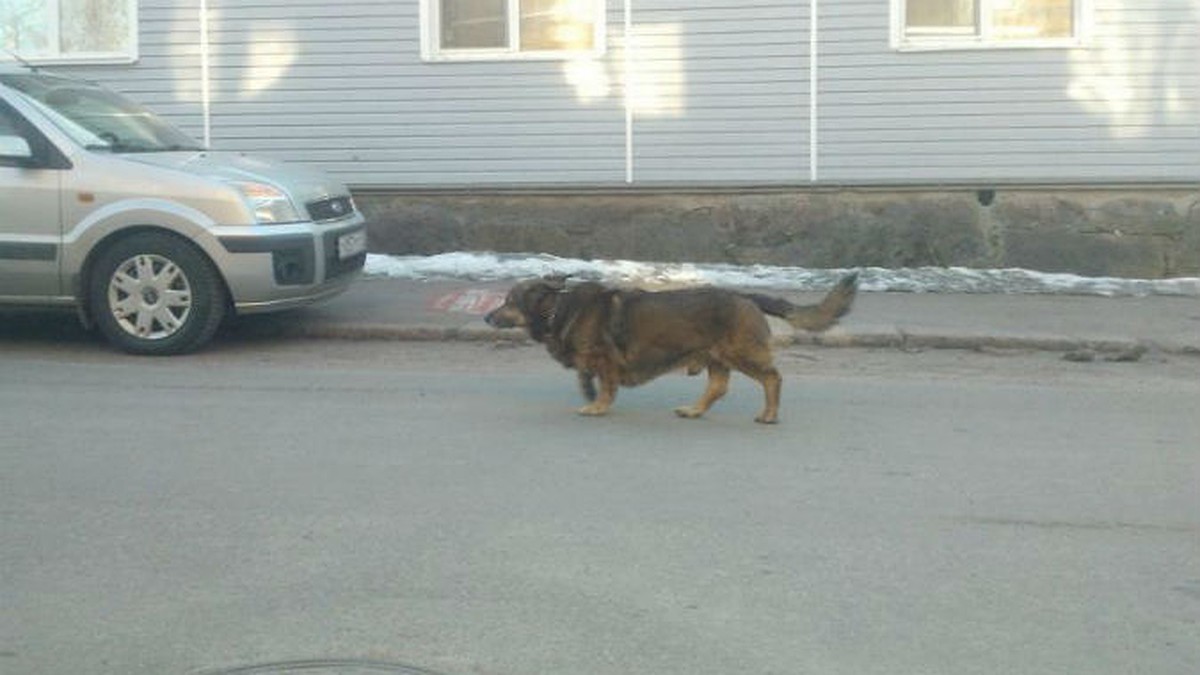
[2,330,1198,675]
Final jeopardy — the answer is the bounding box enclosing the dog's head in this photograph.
[485,275,569,338]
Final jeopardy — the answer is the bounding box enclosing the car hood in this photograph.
[124,151,348,205]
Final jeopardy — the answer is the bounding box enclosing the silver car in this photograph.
[0,66,367,354]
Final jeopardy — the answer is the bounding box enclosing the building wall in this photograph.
[361,185,1200,278]
[46,0,207,138]
[629,1,811,184]
[819,0,1200,183]
[40,0,1200,188]
[204,0,627,186]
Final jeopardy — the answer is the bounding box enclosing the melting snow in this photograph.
[364,252,1200,297]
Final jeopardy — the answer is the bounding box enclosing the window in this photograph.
[0,100,31,168]
[0,101,21,138]
[894,0,1087,50]
[423,0,605,61]
[1,0,137,64]
[0,98,61,169]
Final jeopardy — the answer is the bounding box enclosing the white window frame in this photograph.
[1,0,138,65]
[891,0,1091,51]
[420,0,607,62]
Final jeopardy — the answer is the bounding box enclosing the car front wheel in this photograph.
[88,232,227,355]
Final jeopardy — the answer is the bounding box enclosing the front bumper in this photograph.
[212,217,366,314]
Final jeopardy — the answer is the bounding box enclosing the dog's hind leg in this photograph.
[675,363,731,419]
[730,356,782,424]
[753,367,783,424]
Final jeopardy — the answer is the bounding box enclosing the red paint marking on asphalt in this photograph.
[428,289,507,315]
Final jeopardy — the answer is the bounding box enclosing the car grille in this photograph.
[307,195,356,222]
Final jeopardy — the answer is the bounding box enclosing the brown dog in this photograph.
[485,273,859,423]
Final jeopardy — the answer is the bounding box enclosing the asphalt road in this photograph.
[2,330,1199,675]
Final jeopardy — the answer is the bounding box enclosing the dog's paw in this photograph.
[576,403,610,417]
[674,406,705,419]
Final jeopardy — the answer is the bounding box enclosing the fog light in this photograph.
[272,248,313,285]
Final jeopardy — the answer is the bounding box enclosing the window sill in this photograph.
[893,37,1088,52]
[422,47,607,64]
[3,54,139,66]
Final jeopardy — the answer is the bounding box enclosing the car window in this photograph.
[1,74,202,153]
[0,100,35,167]
[11,89,109,149]
[0,96,72,170]
[0,101,22,137]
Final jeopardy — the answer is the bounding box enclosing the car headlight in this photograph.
[231,181,302,224]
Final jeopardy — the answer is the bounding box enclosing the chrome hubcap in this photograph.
[108,254,192,340]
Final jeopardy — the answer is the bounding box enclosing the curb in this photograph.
[794,332,1200,360]
[283,321,1200,357]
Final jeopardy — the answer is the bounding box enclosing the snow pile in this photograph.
[364,252,1200,297]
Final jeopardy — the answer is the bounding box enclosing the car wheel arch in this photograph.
[77,226,232,337]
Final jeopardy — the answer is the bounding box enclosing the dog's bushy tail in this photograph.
[746,272,859,332]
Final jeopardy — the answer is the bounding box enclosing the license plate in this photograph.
[337,230,367,259]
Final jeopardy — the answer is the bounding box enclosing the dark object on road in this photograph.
[485,274,859,423]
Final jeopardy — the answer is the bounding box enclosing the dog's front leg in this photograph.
[577,370,597,402]
[576,367,618,416]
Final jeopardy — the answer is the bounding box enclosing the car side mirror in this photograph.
[0,134,33,160]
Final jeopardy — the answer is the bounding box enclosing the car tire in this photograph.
[88,231,227,355]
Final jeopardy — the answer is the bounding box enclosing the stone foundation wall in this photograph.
[356,186,1200,279]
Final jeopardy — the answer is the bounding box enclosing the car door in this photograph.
[0,97,66,300]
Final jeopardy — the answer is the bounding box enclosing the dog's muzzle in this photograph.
[485,306,520,328]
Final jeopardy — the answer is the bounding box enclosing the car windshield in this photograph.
[0,73,204,153]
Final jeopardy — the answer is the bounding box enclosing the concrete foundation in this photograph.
[356,186,1200,279]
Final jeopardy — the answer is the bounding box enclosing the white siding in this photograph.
[51,0,207,140]
[818,0,1200,183]
[43,0,1200,186]
[201,0,625,187]
[629,0,810,184]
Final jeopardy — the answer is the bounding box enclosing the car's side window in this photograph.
[0,102,34,167]
[0,100,69,170]
[0,102,23,137]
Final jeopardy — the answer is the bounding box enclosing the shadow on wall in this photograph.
[1068,3,1198,137]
